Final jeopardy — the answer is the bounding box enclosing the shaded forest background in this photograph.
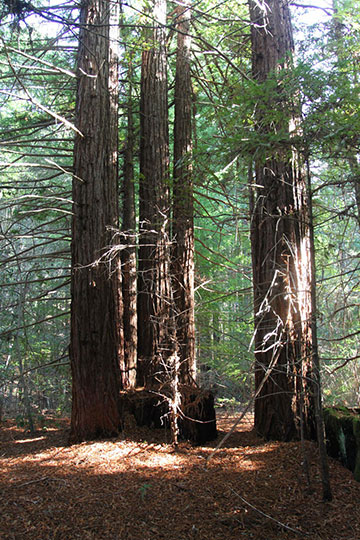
[0,0,359,429]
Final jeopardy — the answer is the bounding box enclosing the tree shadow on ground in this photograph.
[1,415,360,540]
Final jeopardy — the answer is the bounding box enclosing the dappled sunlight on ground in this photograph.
[1,412,360,539]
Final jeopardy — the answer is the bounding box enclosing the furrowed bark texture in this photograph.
[172,0,196,384]
[137,0,174,387]
[249,0,315,441]
[121,61,137,389]
[70,0,123,442]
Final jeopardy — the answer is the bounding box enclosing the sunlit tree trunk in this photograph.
[70,0,123,442]
[137,0,174,387]
[172,0,196,384]
[249,0,315,441]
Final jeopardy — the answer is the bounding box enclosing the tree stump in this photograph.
[324,406,360,481]
[118,385,217,444]
[179,385,217,444]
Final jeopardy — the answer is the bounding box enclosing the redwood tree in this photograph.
[121,58,137,389]
[172,0,196,384]
[69,0,123,442]
[137,0,174,387]
[249,0,315,441]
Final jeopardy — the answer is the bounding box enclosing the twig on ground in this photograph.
[230,487,311,536]
[12,476,49,488]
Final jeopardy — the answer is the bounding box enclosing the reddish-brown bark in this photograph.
[121,62,137,389]
[137,0,174,387]
[69,0,123,442]
[172,0,196,385]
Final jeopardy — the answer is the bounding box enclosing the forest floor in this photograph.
[1,410,359,540]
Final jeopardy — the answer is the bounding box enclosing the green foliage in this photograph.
[0,19,74,418]
[138,482,151,500]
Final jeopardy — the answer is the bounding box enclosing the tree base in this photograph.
[119,385,217,444]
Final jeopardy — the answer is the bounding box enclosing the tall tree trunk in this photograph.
[121,57,137,389]
[249,0,315,441]
[70,0,123,442]
[172,0,196,385]
[137,0,174,388]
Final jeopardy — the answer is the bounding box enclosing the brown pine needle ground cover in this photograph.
[1,412,359,540]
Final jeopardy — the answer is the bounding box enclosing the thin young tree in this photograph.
[69,0,123,442]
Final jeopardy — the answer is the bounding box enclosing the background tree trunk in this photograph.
[249,0,315,441]
[172,0,196,385]
[70,0,123,442]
